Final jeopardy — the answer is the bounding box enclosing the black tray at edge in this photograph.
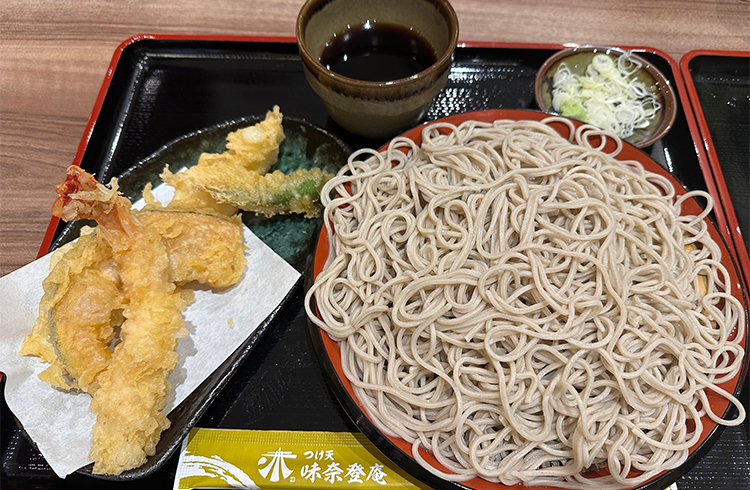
[687,54,750,254]
[2,38,748,490]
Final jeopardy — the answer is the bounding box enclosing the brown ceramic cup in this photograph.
[296,0,459,138]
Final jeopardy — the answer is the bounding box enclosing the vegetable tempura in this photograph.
[156,106,333,218]
[20,231,122,394]
[53,166,191,475]
[162,165,333,218]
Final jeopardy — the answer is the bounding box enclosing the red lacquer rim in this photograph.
[312,108,747,490]
[679,49,750,296]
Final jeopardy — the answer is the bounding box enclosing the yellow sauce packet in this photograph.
[174,428,682,490]
[173,428,432,489]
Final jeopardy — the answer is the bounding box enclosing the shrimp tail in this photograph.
[52,166,138,237]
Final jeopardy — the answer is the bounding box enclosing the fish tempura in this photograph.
[21,209,247,397]
[198,104,285,174]
[137,211,246,288]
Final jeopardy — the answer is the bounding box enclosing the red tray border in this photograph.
[680,48,750,294]
[37,35,727,271]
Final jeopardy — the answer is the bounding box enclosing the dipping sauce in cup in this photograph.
[296,0,459,139]
[319,22,438,82]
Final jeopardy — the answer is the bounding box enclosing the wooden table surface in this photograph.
[1,0,748,277]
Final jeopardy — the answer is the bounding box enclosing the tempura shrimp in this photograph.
[21,210,246,395]
[23,167,247,475]
[53,166,192,475]
[21,106,320,476]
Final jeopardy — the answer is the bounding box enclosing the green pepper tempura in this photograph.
[147,106,334,218]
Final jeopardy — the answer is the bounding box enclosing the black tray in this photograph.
[2,37,748,489]
[681,51,750,294]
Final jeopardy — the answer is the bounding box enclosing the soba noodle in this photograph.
[305,117,746,488]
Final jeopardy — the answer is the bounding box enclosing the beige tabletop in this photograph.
[1,0,749,277]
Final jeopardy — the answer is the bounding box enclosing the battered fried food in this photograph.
[199,105,285,174]
[137,211,246,288]
[41,167,245,474]
[20,208,248,398]
[20,105,316,476]
[19,231,122,394]
[32,166,246,475]
[53,166,192,475]
[163,166,333,219]
[158,106,333,218]
[161,106,286,216]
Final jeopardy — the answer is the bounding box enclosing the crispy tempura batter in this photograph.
[160,106,286,216]
[199,105,285,174]
[137,211,246,287]
[53,167,192,475]
[19,231,122,393]
[157,106,333,218]
[21,211,246,395]
[149,170,238,217]
[20,105,322,476]
[164,166,333,218]
[22,167,247,475]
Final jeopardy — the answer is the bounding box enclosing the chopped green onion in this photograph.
[550,52,662,140]
[591,54,614,75]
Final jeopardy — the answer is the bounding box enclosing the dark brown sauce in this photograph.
[319,22,437,82]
